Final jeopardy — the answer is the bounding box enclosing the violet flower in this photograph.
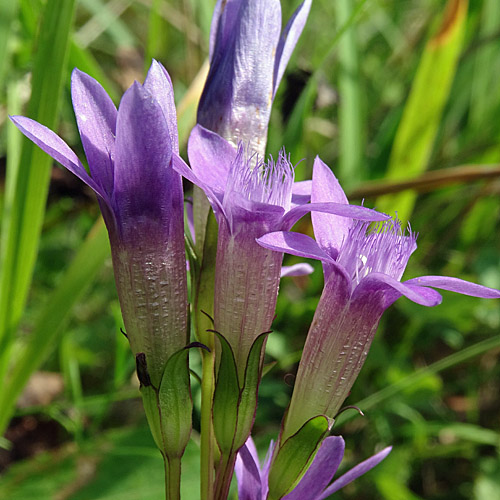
[257,157,500,440]
[174,125,387,378]
[198,0,312,156]
[235,436,391,500]
[10,61,188,389]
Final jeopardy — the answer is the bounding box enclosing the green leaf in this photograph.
[0,0,77,388]
[0,219,110,436]
[0,0,17,87]
[233,331,269,449]
[212,331,240,454]
[267,415,330,500]
[158,347,193,459]
[140,384,164,453]
[334,0,364,190]
[376,0,468,222]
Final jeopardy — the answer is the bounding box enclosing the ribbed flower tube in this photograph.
[257,157,500,441]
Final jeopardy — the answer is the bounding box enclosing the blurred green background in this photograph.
[0,0,499,498]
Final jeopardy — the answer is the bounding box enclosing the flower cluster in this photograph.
[10,0,500,499]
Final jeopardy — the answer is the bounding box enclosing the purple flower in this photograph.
[198,0,312,156]
[235,436,391,500]
[10,61,188,388]
[257,157,500,440]
[174,125,387,376]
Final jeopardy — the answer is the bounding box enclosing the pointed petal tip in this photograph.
[406,276,500,299]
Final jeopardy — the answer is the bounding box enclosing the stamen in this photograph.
[337,218,417,286]
[224,145,294,211]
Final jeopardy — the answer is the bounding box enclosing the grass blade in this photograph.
[335,333,500,427]
[0,0,77,388]
[0,0,18,88]
[0,220,110,436]
[334,0,364,189]
[376,0,468,221]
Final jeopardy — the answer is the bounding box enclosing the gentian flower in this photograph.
[257,157,500,441]
[11,62,192,463]
[235,435,391,500]
[198,0,312,156]
[11,61,188,386]
[174,126,386,478]
[175,125,387,378]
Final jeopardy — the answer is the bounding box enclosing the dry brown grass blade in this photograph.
[349,164,500,200]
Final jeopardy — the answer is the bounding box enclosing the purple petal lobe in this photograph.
[187,125,235,192]
[354,273,443,308]
[273,0,312,96]
[311,157,352,256]
[282,202,389,232]
[261,440,275,499]
[280,263,314,277]
[257,231,333,263]
[198,0,281,154]
[144,60,179,153]
[10,115,109,203]
[71,68,117,195]
[318,447,392,499]
[405,276,500,298]
[283,436,345,500]
[235,441,262,500]
[172,152,226,221]
[208,0,241,62]
[291,180,312,207]
[113,82,172,228]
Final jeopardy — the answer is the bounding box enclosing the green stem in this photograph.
[214,452,237,500]
[164,455,182,500]
[200,348,216,500]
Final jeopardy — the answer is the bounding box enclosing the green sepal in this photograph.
[267,415,330,500]
[212,331,240,454]
[157,347,193,459]
[140,384,164,453]
[233,331,269,449]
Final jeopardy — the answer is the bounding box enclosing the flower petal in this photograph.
[405,276,500,299]
[144,60,179,153]
[273,0,312,96]
[257,231,333,263]
[280,263,314,277]
[71,68,117,195]
[198,0,281,154]
[283,436,344,500]
[261,439,275,500]
[318,447,392,499]
[291,180,312,207]
[208,0,241,62]
[172,152,226,221]
[113,82,173,224]
[235,441,262,500]
[9,115,109,203]
[354,273,443,308]
[187,124,235,192]
[311,157,352,256]
[281,201,388,231]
